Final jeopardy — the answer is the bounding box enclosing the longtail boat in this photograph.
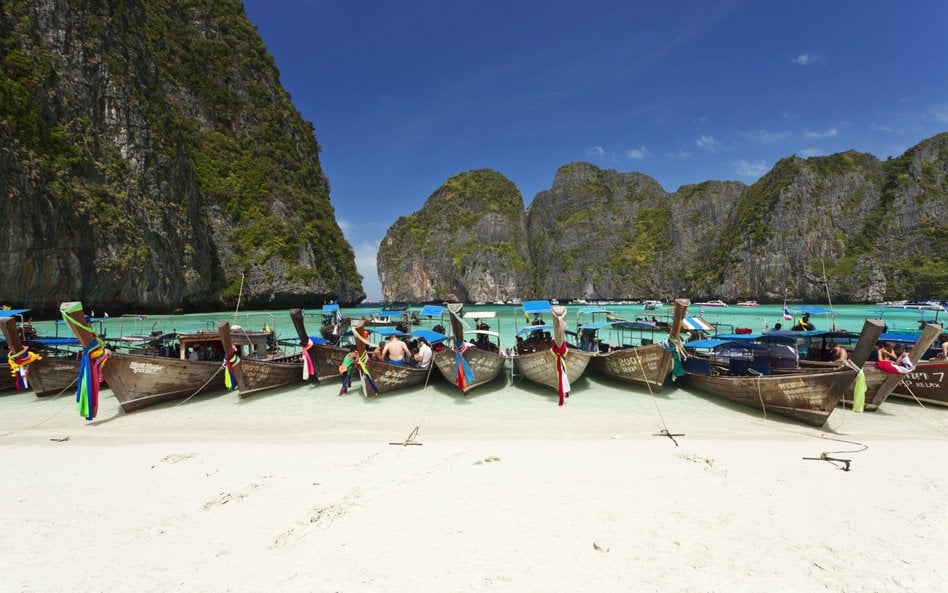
[890,359,948,406]
[349,318,432,396]
[680,319,882,426]
[1,316,82,397]
[61,301,284,414]
[432,304,507,393]
[511,300,594,404]
[218,320,302,398]
[758,323,942,410]
[587,298,689,391]
[290,308,351,383]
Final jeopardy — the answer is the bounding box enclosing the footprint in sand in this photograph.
[202,482,261,510]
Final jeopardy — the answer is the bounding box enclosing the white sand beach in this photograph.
[1,377,946,593]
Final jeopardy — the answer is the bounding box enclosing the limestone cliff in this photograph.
[0,0,363,312]
[377,169,529,302]
[379,134,946,302]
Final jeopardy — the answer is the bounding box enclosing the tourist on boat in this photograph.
[876,342,897,362]
[829,342,848,362]
[381,334,411,366]
[937,335,948,359]
[414,337,432,367]
[791,313,815,331]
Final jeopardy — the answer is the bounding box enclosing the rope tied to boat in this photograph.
[301,339,315,380]
[749,368,767,420]
[223,345,240,390]
[8,345,42,391]
[632,345,684,446]
[61,303,110,421]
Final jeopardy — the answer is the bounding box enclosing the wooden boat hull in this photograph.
[358,359,431,395]
[511,347,594,392]
[312,344,350,383]
[0,363,15,391]
[890,360,948,406]
[103,353,226,413]
[590,343,671,391]
[28,357,83,397]
[432,347,507,393]
[235,354,303,398]
[681,369,855,426]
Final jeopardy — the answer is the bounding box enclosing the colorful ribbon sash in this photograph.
[61,303,110,420]
[223,346,240,390]
[301,339,315,380]
[8,346,42,391]
[551,341,570,406]
[356,352,379,395]
[453,341,475,391]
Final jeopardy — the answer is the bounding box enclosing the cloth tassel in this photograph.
[301,340,315,380]
[357,353,379,395]
[551,341,570,406]
[223,347,239,390]
[75,338,109,421]
[453,342,474,391]
[852,368,866,413]
[9,346,42,391]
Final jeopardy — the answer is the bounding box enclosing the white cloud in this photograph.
[665,149,692,159]
[790,52,820,66]
[930,102,948,123]
[696,134,720,152]
[625,146,650,160]
[804,127,838,139]
[798,148,825,158]
[743,129,789,143]
[586,145,606,157]
[733,159,770,178]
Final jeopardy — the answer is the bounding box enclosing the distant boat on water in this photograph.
[736,300,760,307]
[694,299,728,307]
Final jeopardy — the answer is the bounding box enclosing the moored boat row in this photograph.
[1,300,945,428]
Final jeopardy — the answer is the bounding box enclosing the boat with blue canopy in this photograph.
[432,304,507,393]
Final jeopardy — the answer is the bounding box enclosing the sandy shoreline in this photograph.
[1,380,947,592]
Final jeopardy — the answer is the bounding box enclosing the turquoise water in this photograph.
[25,302,943,352]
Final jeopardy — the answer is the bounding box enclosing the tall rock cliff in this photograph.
[0,0,363,312]
[377,169,529,302]
[378,134,946,302]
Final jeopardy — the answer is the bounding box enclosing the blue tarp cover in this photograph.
[322,304,340,313]
[419,305,444,317]
[522,300,551,313]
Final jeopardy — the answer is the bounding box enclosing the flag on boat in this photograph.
[782,306,793,321]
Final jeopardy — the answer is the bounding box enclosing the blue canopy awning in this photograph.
[517,324,553,336]
[578,307,612,315]
[27,337,80,346]
[579,321,618,330]
[686,339,765,350]
[419,305,444,317]
[522,300,552,314]
[410,329,447,344]
[879,332,925,344]
[322,303,340,313]
[791,306,835,315]
[0,309,30,317]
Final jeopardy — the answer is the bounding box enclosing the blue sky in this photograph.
[242,0,948,301]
